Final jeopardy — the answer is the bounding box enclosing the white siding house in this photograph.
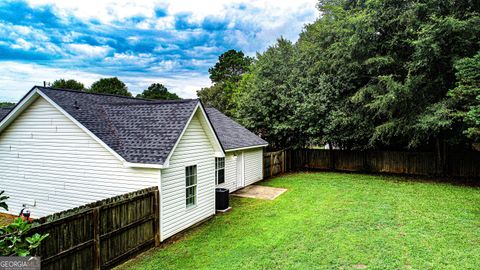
[0,86,267,241]
[216,152,238,191]
[216,149,264,193]
[160,112,217,240]
[243,148,264,186]
[205,107,268,193]
[0,96,159,217]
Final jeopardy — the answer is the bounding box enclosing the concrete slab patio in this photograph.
[232,185,287,200]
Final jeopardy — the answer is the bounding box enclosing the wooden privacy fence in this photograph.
[263,150,286,178]
[30,187,159,270]
[265,149,480,178]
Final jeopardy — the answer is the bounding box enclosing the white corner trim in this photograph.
[158,169,164,241]
[163,102,225,165]
[214,151,224,157]
[225,144,269,152]
[36,89,128,163]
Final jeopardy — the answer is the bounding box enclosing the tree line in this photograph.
[198,0,480,153]
[48,77,180,100]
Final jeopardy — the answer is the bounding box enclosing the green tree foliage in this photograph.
[0,191,49,256]
[294,4,374,149]
[233,0,479,150]
[197,83,230,112]
[198,50,253,116]
[88,77,132,97]
[448,52,480,142]
[137,83,181,100]
[0,102,15,108]
[51,79,85,90]
[235,38,303,149]
[208,49,253,83]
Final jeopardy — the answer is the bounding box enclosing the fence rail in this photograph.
[30,187,159,270]
[264,149,480,178]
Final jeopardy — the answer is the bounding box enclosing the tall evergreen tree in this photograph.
[197,49,253,116]
[208,49,253,83]
[448,52,480,142]
[232,0,479,151]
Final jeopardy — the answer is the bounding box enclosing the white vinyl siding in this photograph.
[0,97,160,218]
[215,152,238,192]
[160,111,216,240]
[243,148,264,186]
[216,149,263,192]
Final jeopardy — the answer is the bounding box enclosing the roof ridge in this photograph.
[103,99,199,106]
[35,86,153,101]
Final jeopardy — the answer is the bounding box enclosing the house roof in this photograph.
[36,87,200,165]
[205,107,267,151]
[0,86,267,165]
[0,108,12,121]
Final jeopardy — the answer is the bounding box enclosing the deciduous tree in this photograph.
[51,79,85,90]
[89,77,132,97]
[137,83,180,100]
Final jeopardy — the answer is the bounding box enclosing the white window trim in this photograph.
[215,157,225,185]
[186,165,197,208]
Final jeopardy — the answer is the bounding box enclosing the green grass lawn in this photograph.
[118,172,480,270]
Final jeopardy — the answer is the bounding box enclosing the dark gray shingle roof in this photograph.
[37,87,198,165]
[205,107,267,150]
[3,87,267,164]
[0,108,13,121]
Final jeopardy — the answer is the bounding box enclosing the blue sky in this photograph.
[0,0,318,101]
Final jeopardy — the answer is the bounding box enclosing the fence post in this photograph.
[153,189,161,247]
[92,207,101,270]
[270,153,274,177]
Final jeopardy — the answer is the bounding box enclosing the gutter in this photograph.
[225,144,269,152]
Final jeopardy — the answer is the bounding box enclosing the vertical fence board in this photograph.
[264,149,480,178]
[27,187,159,270]
[334,151,365,171]
[447,150,480,177]
[263,150,287,178]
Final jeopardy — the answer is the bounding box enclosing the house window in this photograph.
[186,165,197,207]
[215,157,225,185]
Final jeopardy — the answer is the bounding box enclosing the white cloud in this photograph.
[11,38,33,50]
[154,16,175,30]
[0,0,319,101]
[25,0,317,29]
[67,44,113,58]
[0,23,49,43]
[0,62,209,102]
[0,62,102,102]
